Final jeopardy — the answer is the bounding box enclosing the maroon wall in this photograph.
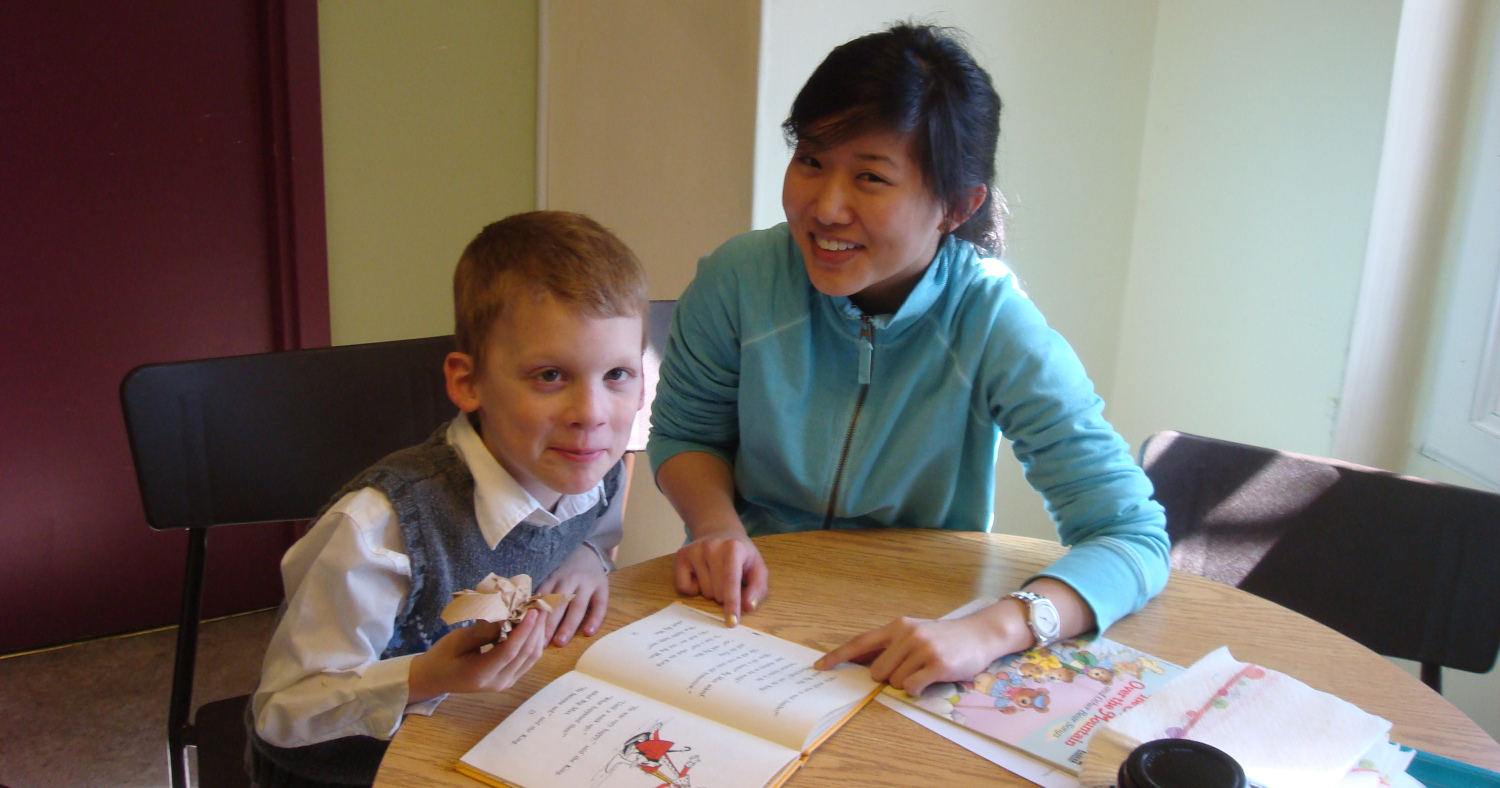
[0,0,328,652]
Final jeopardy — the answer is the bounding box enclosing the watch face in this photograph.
[1034,602,1061,638]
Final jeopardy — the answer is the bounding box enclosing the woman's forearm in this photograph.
[655,451,745,540]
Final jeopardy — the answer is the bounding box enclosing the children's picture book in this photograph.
[457,603,882,788]
[885,600,1184,777]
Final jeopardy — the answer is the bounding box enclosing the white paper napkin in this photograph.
[1085,647,1391,788]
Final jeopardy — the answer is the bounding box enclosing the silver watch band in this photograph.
[1007,590,1062,648]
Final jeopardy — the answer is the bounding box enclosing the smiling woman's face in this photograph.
[781,128,950,315]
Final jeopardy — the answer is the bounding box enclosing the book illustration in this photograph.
[594,722,702,788]
[893,634,1182,773]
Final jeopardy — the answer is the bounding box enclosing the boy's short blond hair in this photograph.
[454,211,649,362]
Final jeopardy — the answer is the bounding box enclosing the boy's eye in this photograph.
[604,368,632,382]
[796,153,821,169]
[536,369,561,383]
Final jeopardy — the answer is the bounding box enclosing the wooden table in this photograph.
[375,530,1500,786]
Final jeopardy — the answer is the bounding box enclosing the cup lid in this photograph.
[1118,739,1248,788]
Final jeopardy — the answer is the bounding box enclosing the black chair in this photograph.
[120,301,674,788]
[1140,430,1500,694]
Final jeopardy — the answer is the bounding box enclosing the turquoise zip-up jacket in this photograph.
[647,224,1169,632]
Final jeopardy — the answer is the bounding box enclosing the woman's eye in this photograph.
[537,369,561,383]
[858,172,890,185]
[796,154,821,169]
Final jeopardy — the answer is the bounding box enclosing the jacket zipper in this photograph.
[824,315,874,529]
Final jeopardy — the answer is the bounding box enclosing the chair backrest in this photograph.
[1140,430,1500,689]
[123,336,454,530]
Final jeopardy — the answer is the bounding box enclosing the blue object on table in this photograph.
[1406,748,1500,787]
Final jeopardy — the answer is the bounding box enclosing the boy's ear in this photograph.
[444,352,482,413]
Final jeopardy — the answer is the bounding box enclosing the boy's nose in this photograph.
[566,384,609,427]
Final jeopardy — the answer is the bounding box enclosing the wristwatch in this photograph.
[1007,590,1062,648]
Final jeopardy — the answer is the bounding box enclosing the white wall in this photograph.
[1109,1,1402,455]
[755,0,1161,540]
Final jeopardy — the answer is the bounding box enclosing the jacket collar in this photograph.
[821,233,971,339]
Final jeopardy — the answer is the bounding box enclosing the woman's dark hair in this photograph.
[783,22,1004,253]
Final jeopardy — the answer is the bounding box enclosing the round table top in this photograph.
[375,529,1500,787]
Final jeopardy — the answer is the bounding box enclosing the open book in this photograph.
[457,603,881,788]
[885,599,1183,778]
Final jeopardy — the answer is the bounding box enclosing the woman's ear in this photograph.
[444,351,482,413]
[943,185,988,232]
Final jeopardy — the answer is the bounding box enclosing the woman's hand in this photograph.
[816,579,1097,696]
[674,523,768,627]
[407,609,548,703]
[656,451,770,626]
[814,610,1025,696]
[537,544,611,647]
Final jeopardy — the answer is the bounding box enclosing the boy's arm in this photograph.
[252,490,434,748]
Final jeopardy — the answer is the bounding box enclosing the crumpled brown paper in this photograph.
[439,573,573,638]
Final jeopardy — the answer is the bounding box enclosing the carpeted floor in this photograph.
[0,609,277,788]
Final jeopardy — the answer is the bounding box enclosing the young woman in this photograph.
[646,23,1169,696]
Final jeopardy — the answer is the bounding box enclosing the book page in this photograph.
[576,603,879,752]
[459,670,800,788]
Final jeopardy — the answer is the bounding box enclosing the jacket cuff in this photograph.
[1028,537,1160,634]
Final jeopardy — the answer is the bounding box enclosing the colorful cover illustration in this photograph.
[890,634,1183,773]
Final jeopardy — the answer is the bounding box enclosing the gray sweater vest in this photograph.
[247,424,622,786]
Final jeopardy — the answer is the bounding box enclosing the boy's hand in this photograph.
[674,525,768,627]
[407,609,548,704]
[537,545,611,647]
[812,611,1020,696]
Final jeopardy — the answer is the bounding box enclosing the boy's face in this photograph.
[446,292,644,509]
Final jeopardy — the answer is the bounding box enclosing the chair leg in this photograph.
[1420,661,1442,694]
[169,528,210,788]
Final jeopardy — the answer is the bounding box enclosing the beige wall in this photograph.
[319,0,538,346]
[540,0,761,565]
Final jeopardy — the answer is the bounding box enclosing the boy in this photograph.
[247,211,649,787]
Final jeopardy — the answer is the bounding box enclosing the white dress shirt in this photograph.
[251,414,624,748]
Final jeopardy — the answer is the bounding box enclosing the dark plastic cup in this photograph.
[1116,739,1248,788]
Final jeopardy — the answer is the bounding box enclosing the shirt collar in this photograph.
[446,413,605,549]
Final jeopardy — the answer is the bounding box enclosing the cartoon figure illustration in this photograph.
[1017,646,1063,672]
[1040,664,1080,683]
[909,681,970,725]
[1116,657,1166,679]
[594,723,701,788]
[1010,646,1084,685]
[1085,665,1117,685]
[968,670,1051,714]
[1054,641,1120,685]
